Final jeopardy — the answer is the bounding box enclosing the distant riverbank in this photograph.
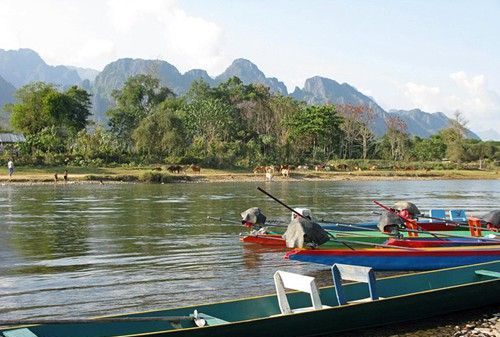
[1,166,498,184]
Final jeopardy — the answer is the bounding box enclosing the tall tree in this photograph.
[132,105,187,161]
[9,82,91,137]
[107,74,175,146]
[440,110,468,162]
[8,82,58,134]
[286,104,342,161]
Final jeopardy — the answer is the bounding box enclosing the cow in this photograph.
[190,164,201,173]
[167,165,183,173]
[281,168,290,178]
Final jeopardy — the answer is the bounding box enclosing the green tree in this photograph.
[411,134,446,161]
[8,82,91,136]
[71,126,123,164]
[9,82,58,134]
[107,74,175,146]
[440,111,468,162]
[285,104,342,162]
[132,105,187,161]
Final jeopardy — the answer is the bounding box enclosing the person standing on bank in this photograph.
[7,159,14,179]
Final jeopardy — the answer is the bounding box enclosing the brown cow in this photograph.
[167,165,183,173]
[190,164,201,173]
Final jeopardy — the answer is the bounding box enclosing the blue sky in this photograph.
[0,0,498,132]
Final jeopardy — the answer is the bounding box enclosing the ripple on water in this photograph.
[0,180,498,323]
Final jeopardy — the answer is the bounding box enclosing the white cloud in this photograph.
[401,72,500,131]
[0,0,227,73]
[404,82,441,110]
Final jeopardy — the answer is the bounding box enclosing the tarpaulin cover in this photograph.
[283,217,330,248]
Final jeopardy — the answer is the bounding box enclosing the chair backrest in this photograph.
[449,209,467,222]
[274,270,322,314]
[429,209,446,222]
[331,264,378,305]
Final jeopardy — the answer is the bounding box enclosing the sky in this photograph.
[0,0,499,132]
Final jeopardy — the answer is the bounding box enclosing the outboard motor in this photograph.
[483,210,500,231]
[240,207,267,228]
[283,216,329,249]
[393,201,420,219]
[378,211,404,233]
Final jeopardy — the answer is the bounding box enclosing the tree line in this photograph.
[2,74,499,168]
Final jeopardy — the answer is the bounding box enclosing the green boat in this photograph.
[1,261,499,337]
[247,229,493,248]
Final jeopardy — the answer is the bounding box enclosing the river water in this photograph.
[0,180,498,329]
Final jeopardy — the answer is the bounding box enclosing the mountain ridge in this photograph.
[0,48,484,139]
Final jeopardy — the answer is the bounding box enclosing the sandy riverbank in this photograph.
[0,167,498,185]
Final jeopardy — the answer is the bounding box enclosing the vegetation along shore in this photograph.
[1,74,499,176]
[1,164,498,184]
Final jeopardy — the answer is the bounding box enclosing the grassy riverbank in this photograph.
[1,166,499,184]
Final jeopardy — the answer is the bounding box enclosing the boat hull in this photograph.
[285,247,500,271]
[2,261,499,337]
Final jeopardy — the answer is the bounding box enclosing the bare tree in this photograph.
[337,104,375,159]
[385,115,408,161]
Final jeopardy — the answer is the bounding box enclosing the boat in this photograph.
[385,237,500,248]
[1,261,498,337]
[285,245,500,271]
[240,230,498,248]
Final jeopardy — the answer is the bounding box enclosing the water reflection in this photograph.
[0,180,498,319]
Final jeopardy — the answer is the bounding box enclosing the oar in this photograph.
[206,215,289,228]
[257,187,420,251]
[0,316,194,325]
[320,222,390,233]
[373,201,500,243]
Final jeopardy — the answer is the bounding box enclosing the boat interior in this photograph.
[2,260,499,337]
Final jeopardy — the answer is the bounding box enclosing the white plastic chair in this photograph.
[274,270,329,314]
[331,264,379,305]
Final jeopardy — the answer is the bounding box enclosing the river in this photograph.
[0,180,498,333]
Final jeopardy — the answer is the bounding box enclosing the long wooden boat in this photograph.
[385,237,500,248]
[285,246,500,271]
[1,261,499,337]
[240,230,496,248]
[321,220,457,232]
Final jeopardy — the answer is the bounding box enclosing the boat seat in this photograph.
[331,264,379,305]
[449,209,467,222]
[190,310,229,327]
[429,209,446,222]
[274,270,330,315]
[3,328,38,337]
[475,270,500,278]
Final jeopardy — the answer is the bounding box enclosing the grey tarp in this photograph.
[378,211,404,232]
[483,210,500,226]
[282,217,330,248]
[392,201,420,217]
[240,207,267,226]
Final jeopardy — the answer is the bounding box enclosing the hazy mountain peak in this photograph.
[216,58,288,95]
[0,48,80,87]
[67,66,100,82]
